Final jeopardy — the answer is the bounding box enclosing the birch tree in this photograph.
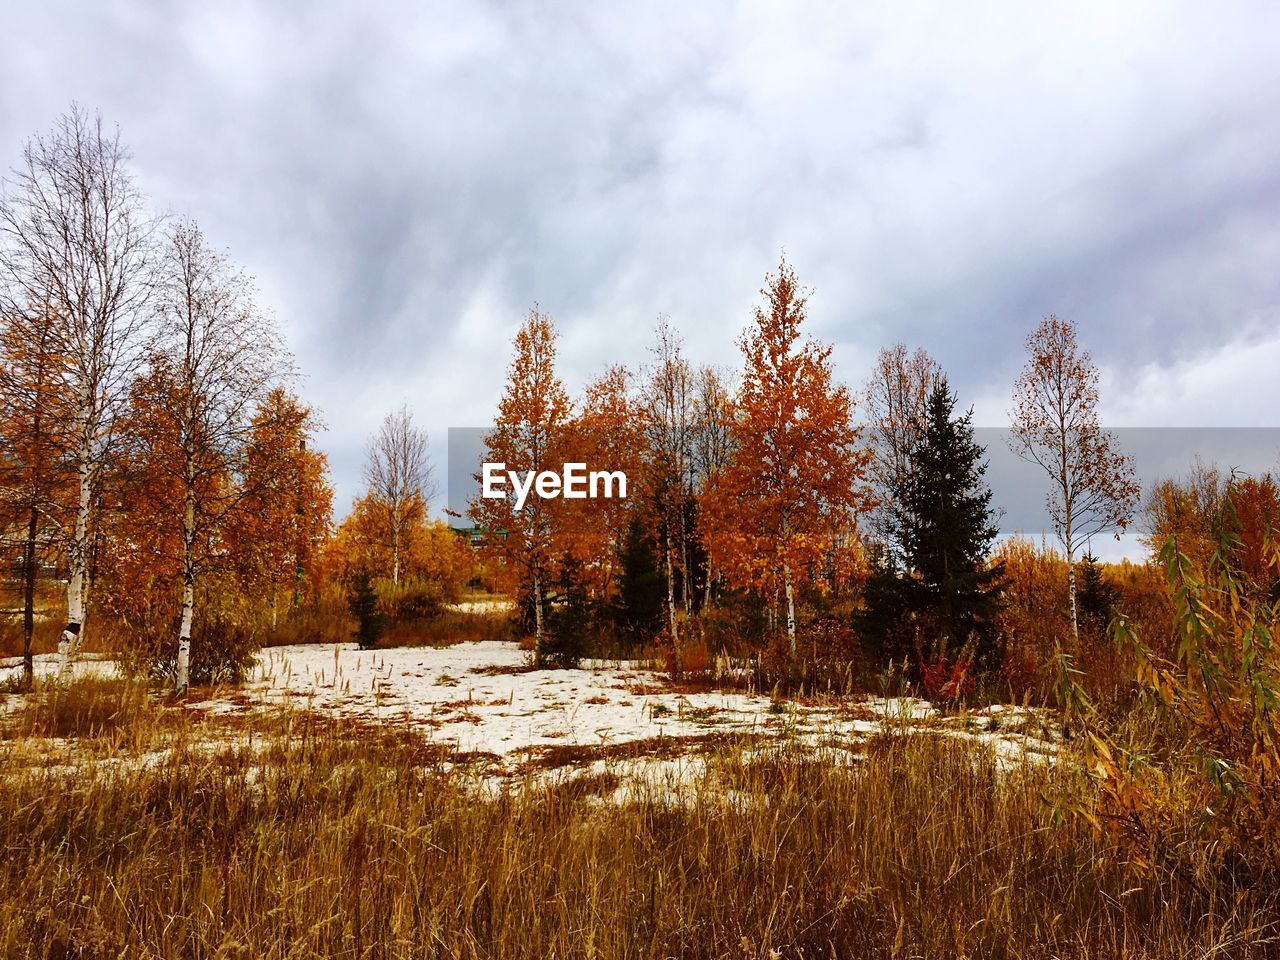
[362,404,434,587]
[236,389,334,622]
[863,344,942,561]
[150,220,290,694]
[562,365,643,598]
[641,317,696,653]
[468,306,571,655]
[0,106,155,670]
[1008,315,1138,645]
[690,364,734,607]
[702,258,871,655]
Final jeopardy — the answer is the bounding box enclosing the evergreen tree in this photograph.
[858,379,1004,665]
[348,569,385,650]
[1075,552,1118,636]
[542,553,590,668]
[897,380,1005,660]
[609,514,666,646]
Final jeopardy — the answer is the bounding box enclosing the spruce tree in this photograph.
[542,553,590,668]
[1075,552,1118,637]
[895,379,1005,660]
[609,514,666,646]
[348,570,385,651]
[859,379,1005,665]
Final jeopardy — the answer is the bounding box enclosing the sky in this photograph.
[3,1,1279,556]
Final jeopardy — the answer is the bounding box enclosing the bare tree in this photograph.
[0,106,156,672]
[863,344,942,561]
[149,219,291,694]
[363,404,434,587]
[641,316,695,652]
[1008,315,1139,644]
[690,363,734,608]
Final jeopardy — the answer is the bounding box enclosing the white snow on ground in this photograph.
[189,641,1059,768]
[4,640,1059,788]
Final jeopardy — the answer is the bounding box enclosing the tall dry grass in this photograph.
[1,684,1275,959]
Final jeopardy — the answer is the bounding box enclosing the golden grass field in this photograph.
[1,672,1276,960]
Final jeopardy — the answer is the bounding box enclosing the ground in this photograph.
[3,640,1058,792]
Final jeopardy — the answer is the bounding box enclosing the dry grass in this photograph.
[1,679,1276,958]
[3,675,159,740]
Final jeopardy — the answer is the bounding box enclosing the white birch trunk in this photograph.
[176,574,194,695]
[1067,553,1079,648]
[58,409,95,676]
[784,562,797,657]
[392,525,400,587]
[175,464,197,695]
[532,570,544,664]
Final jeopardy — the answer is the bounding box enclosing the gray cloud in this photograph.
[4,0,1280,520]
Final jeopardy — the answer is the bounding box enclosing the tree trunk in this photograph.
[1067,554,1079,648]
[532,570,544,664]
[664,530,680,673]
[58,416,94,677]
[21,504,37,689]
[680,506,692,618]
[703,560,714,611]
[175,483,197,696]
[392,525,400,587]
[175,571,194,695]
[784,562,797,657]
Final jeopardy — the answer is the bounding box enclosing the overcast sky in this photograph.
[3,1,1279,546]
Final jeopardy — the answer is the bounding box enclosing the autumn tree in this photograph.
[149,220,290,694]
[362,404,434,586]
[235,388,333,623]
[561,365,643,598]
[702,257,871,655]
[324,497,473,600]
[640,317,696,648]
[468,306,572,655]
[0,303,73,685]
[864,344,942,561]
[1142,461,1223,570]
[0,106,156,670]
[1009,315,1138,645]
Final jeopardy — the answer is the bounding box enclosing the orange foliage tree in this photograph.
[702,258,871,655]
[233,388,333,623]
[560,365,644,599]
[468,306,573,648]
[1143,461,1223,572]
[323,495,474,601]
[0,303,74,683]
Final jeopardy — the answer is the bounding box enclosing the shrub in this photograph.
[1077,487,1280,887]
[919,654,975,704]
[120,614,260,687]
[379,579,448,625]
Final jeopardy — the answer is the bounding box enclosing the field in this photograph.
[2,636,1277,959]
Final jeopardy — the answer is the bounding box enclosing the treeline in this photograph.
[0,108,333,691]
[464,260,1280,707]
